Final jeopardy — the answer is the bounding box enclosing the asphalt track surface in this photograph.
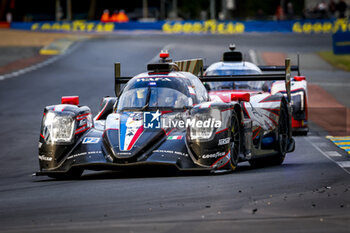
[0,33,349,233]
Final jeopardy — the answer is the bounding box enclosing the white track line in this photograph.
[308,136,321,140]
[306,137,350,175]
[313,142,328,147]
[325,151,342,157]
[0,42,81,81]
[337,161,350,168]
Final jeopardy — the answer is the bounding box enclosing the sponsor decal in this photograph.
[137,77,171,82]
[87,151,102,155]
[67,152,87,160]
[38,155,52,161]
[162,118,221,128]
[143,111,222,130]
[153,149,188,157]
[167,135,183,140]
[31,21,114,32]
[82,137,100,144]
[163,20,245,34]
[143,110,222,130]
[153,149,174,154]
[144,110,162,129]
[66,151,105,160]
[116,152,132,156]
[202,151,226,159]
[218,137,230,145]
[174,151,188,157]
[292,19,350,34]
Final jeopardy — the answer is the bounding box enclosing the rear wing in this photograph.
[258,54,301,76]
[174,59,203,76]
[114,58,293,103]
[258,65,300,76]
[114,58,204,96]
[201,59,292,103]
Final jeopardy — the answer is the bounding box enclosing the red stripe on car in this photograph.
[127,125,144,150]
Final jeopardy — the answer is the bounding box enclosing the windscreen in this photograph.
[117,77,192,111]
[205,69,269,91]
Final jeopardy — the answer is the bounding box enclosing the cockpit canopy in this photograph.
[204,61,269,91]
[117,76,193,112]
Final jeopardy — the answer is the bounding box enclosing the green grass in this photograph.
[318,51,350,72]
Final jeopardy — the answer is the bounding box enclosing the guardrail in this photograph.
[10,19,350,34]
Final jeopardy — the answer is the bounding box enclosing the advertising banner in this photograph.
[10,19,350,34]
[333,32,350,54]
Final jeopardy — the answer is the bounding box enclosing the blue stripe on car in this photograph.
[119,113,129,151]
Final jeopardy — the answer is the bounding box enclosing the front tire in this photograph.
[229,112,241,171]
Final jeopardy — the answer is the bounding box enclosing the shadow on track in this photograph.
[32,162,301,182]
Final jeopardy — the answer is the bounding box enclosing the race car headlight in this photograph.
[44,112,76,144]
[190,109,222,140]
